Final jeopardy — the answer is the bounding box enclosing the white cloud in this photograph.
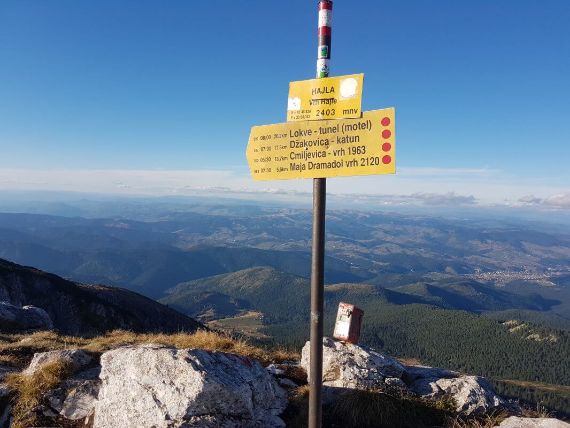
[518,192,570,209]
[0,167,567,209]
[409,192,476,205]
[398,167,500,177]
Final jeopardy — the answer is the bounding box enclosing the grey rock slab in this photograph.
[408,377,442,397]
[44,368,100,421]
[384,377,407,390]
[24,349,92,376]
[94,344,287,428]
[499,417,570,428]
[301,337,405,389]
[435,375,505,415]
[0,301,53,332]
[404,364,518,416]
[266,364,285,376]
[60,377,100,420]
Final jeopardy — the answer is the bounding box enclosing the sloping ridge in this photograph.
[161,267,310,323]
[395,280,559,312]
[160,267,431,322]
[0,258,201,335]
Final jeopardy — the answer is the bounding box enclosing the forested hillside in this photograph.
[162,267,570,416]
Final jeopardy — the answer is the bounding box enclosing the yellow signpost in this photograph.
[246,107,395,180]
[247,3,397,426]
[287,73,364,121]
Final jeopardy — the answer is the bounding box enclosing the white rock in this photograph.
[403,363,516,416]
[43,367,99,421]
[408,377,442,396]
[499,417,570,428]
[57,368,101,420]
[434,375,505,415]
[94,344,287,428]
[301,337,404,389]
[0,301,53,332]
[384,377,407,389]
[24,349,92,376]
[266,364,285,376]
[60,378,99,420]
[22,305,53,329]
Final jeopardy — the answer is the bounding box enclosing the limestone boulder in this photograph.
[499,417,570,428]
[24,349,92,376]
[300,337,514,417]
[434,375,506,415]
[45,367,100,421]
[0,301,53,332]
[404,364,510,415]
[301,337,405,389]
[94,344,287,428]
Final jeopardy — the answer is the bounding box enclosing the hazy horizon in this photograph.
[1,0,568,208]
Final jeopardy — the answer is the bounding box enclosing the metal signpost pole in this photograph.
[247,2,394,423]
[309,2,332,427]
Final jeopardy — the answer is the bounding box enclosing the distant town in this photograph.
[465,269,570,287]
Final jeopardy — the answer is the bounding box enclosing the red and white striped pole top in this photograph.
[316,1,332,78]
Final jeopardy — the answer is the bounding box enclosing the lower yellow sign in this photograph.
[246,108,395,180]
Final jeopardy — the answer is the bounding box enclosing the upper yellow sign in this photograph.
[287,74,364,122]
[247,108,395,181]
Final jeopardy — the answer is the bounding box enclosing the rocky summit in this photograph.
[301,337,513,416]
[2,332,569,427]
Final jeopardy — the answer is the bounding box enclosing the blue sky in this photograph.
[0,0,569,207]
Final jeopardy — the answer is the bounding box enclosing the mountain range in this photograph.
[160,267,559,321]
[0,199,568,415]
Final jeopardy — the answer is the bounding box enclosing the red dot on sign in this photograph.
[381,117,391,126]
[382,155,392,164]
[382,130,392,139]
[382,143,392,152]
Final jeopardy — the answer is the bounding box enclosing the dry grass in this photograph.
[445,411,509,428]
[329,389,456,428]
[0,330,85,368]
[281,386,514,428]
[82,329,298,365]
[0,354,20,366]
[282,385,460,428]
[281,385,310,427]
[207,310,269,339]
[498,379,570,397]
[397,357,423,366]
[521,402,553,419]
[0,329,299,368]
[5,359,73,428]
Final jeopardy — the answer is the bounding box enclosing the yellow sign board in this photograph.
[246,108,395,180]
[287,74,364,122]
